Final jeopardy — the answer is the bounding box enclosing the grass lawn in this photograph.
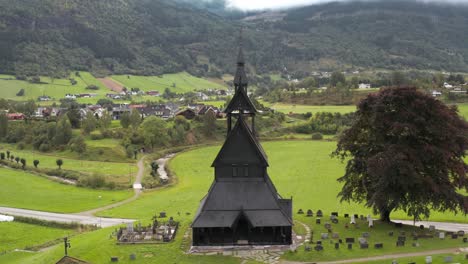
[0,167,132,213]
[0,144,136,184]
[268,103,357,114]
[111,72,226,94]
[0,221,72,252]
[356,254,468,264]
[284,214,465,262]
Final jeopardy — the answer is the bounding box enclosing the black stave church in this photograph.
[191,44,293,246]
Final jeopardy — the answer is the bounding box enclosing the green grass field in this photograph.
[0,167,132,213]
[111,72,226,94]
[0,144,136,184]
[0,222,72,252]
[267,103,357,114]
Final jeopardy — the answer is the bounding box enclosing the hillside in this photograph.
[0,0,468,79]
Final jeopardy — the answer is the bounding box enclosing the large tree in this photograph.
[139,116,168,149]
[334,86,468,222]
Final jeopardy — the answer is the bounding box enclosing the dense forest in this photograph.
[0,0,467,78]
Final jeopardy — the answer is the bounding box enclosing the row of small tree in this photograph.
[0,151,64,170]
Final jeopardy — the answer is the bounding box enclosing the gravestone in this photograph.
[332,233,339,239]
[129,254,136,261]
[331,212,338,217]
[463,237,468,243]
[334,242,339,249]
[444,256,453,263]
[316,240,322,245]
[306,209,313,217]
[388,231,394,236]
[159,212,166,218]
[347,243,352,249]
[400,231,406,236]
[451,234,458,239]
[297,209,304,214]
[354,214,359,219]
[332,218,339,224]
[412,242,420,247]
[425,256,432,264]
[314,245,323,251]
[419,225,425,230]
[392,260,398,264]
[344,213,349,218]
[358,237,367,244]
[359,243,368,249]
[111,257,119,262]
[350,215,356,224]
[316,218,321,224]
[338,239,343,243]
[324,223,332,229]
[457,230,465,236]
[396,240,405,247]
[429,225,436,232]
[346,237,355,243]
[397,236,406,242]
[305,245,311,251]
[395,223,403,228]
[446,231,454,236]
[316,210,323,217]
[127,222,134,232]
[439,232,445,239]
[362,232,370,238]
[321,233,329,239]
[374,243,383,249]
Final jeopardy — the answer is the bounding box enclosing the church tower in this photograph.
[191,40,293,246]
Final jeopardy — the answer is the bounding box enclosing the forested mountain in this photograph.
[0,0,467,79]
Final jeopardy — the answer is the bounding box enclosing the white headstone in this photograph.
[429,225,436,232]
[127,222,134,232]
[425,256,432,264]
[439,232,445,239]
[350,215,356,224]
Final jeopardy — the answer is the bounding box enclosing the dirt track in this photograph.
[98,77,124,92]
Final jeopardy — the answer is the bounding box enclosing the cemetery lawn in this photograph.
[0,221,73,252]
[111,72,226,94]
[0,167,132,213]
[284,214,465,262]
[265,103,357,114]
[0,144,136,184]
[354,253,467,264]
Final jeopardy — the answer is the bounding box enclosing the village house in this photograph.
[111,104,131,120]
[38,95,51,101]
[146,90,160,96]
[359,83,371,89]
[176,108,197,120]
[7,113,25,120]
[432,90,442,97]
[140,105,172,119]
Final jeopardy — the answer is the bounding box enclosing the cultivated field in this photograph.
[0,168,132,213]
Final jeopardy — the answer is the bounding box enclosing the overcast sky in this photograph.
[227,0,468,10]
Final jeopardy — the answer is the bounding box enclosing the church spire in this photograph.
[234,28,248,90]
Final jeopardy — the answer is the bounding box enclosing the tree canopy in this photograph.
[334,86,468,222]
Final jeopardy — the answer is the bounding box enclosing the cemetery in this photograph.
[117,213,179,244]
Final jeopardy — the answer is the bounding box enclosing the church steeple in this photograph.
[233,30,248,92]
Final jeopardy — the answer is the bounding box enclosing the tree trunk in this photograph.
[380,209,391,222]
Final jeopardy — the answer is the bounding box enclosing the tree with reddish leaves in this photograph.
[333,86,468,222]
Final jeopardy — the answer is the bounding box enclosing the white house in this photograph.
[359,83,371,89]
[432,91,442,97]
[444,82,453,89]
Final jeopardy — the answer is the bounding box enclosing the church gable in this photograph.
[212,118,267,167]
[224,89,257,114]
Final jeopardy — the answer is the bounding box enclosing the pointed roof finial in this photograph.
[237,27,245,65]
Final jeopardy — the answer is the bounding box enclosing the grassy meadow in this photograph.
[0,222,73,252]
[111,72,226,94]
[266,102,357,114]
[0,167,132,213]
[0,144,136,184]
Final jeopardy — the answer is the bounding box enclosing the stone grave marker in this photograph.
[350,215,356,224]
[443,256,453,263]
[305,245,311,251]
[111,257,119,262]
[324,222,332,229]
[159,212,166,218]
[316,210,323,217]
[457,230,465,236]
[362,232,370,238]
[127,222,134,232]
[429,225,436,232]
[400,231,406,236]
[359,243,368,249]
[439,232,445,239]
[306,209,313,217]
[446,231,454,236]
[347,243,352,249]
[463,237,468,243]
[344,213,349,218]
[397,236,406,242]
[316,240,322,245]
[358,237,367,244]
[374,243,383,249]
[331,212,338,217]
[412,242,420,247]
[321,233,329,239]
[388,231,394,236]
[353,214,359,219]
[316,218,321,224]
[332,218,339,224]
[451,234,458,239]
[392,260,398,264]
[346,237,355,243]
[130,254,136,261]
[425,256,432,264]
[314,245,323,251]
[332,233,339,239]
[338,239,343,243]
[396,240,405,247]
[335,242,339,249]
[297,209,304,214]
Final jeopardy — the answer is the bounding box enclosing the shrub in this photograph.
[86,85,99,90]
[56,159,63,169]
[39,143,50,152]
[0,152,4,160]
[90,133,104,140]
[15,156,20,163]
[33,160,39,168]
[17,142,25,150]
[16,88,25,96]
[20,158,26,169]
[311,132,324,140]
[78,174,106,189]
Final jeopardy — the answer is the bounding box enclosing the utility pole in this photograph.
[64,237,71,256]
